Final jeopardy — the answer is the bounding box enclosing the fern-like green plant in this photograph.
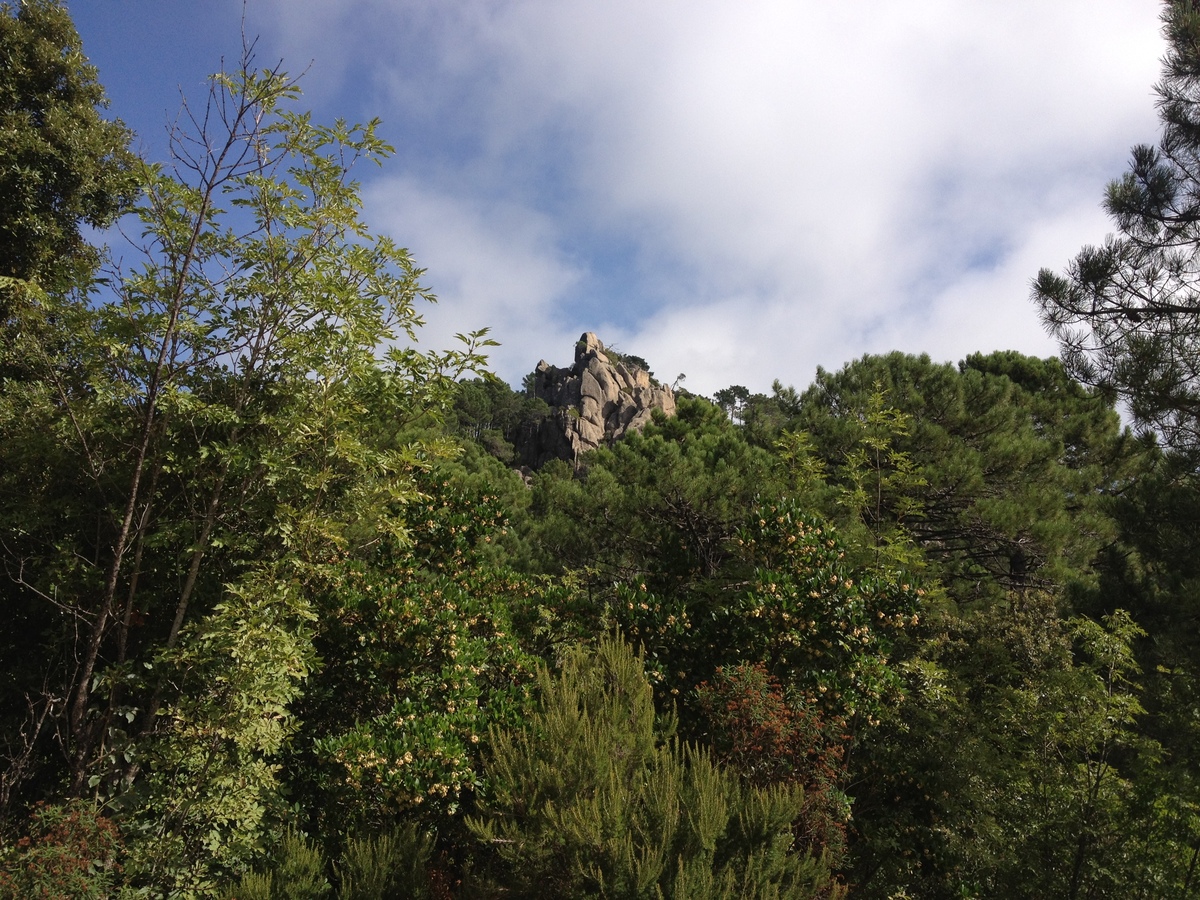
[223,830,330,900]
[335,824,434,900]
[468,635,842,899]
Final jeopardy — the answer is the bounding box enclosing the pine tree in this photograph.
[1034,0,1200,454]
[467,636,843,900]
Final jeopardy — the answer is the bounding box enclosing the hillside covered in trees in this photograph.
[2,1,1200,897]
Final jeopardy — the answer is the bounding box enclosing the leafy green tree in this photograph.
[115,569,320,896]
[528,396,780,592]
[1010,611,1160,899]
[451,375,549,464]
[520,396,787,705]
[1030,4,1200,888]
[813,385,928,569]
[1033,0,1200,454]
[0,46,491,894]
[1083,449,1200,895]
[0,799,122,899]
[0,0,137,292]
[783,352,1138,606]
[733,498,923,728]
[519,395,922,806]
[287,472,551,847]
[713,384,750,424]
[846,597,1194,899]
[467,636,842,900]
[556,494,924,797]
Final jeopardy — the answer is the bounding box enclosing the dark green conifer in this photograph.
[467,636,843,900]
[1034,0,1200,455]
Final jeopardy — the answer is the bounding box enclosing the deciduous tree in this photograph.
[0,43,491,891]
[0,0,136,292]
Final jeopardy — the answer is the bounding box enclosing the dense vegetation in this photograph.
[2,0,1200,897]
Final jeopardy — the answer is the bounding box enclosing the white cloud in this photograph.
[363,177,585,382]
[252,0,1165,393]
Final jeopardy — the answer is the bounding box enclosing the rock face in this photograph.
[515,332,676,468]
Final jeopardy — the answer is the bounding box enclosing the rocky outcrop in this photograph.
[515,333,676,468]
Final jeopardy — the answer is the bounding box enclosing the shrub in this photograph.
[467,636,843,899]
[0,800,122,900]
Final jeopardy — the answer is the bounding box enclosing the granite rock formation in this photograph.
[515,333,676,468]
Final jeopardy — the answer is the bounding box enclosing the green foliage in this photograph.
[713,385,751,424]
[783,351,1138,605]
[224,825,436,900]
[5,5,1199,896]
[0,0,140,796]
[520,394,923,824]
[734,498,923,729]
[116,570,319,896]
[0,800,122,899]
[1033,0,1200,454]
[772,430,831,502]
[451,376,549,464]
[835,386,925,541]
[288,471,554,848]
[295,558,541,838]
[0,0,137,289]
[1090,450,1200,870]
[1027,7,1200,888]
[335,824,434,900]
[847,598,1191,898]
[529,396,780,591]
[0,41,492,897]
[224,831,330,900]
[468,636,841,899]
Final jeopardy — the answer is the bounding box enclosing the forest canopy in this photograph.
[1,2,1200,899]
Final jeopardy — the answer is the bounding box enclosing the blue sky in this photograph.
[71,0,1166,395]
